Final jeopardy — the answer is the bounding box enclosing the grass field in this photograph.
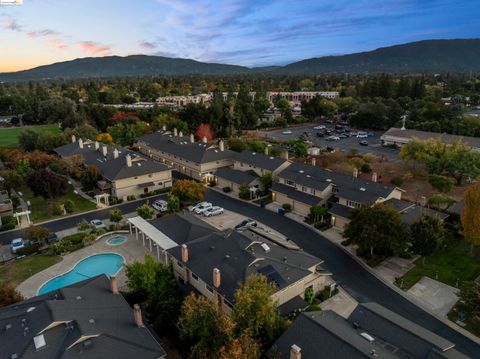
[0,253,62,288]
[20,185,96,223]
[396,239,480,290]
[0,125,62,147]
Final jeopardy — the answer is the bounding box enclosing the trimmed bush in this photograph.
[390,176,403,187]
[51,232,87,255]
[17,244,41,256]
[64,199,75,213]
[222,187,232,193]
[282,203,292,212]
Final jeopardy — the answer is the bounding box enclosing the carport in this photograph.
[127,216,178,262]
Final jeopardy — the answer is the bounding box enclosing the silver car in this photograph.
[194,202,213,214]
[204,206,224,217]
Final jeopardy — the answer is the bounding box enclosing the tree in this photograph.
[461,180,480,254]
[137,203,155,219]
[0,286,24,308]
[96,132,114,144]
[171,179,205,203]
[227,138,246,152]
[344,204,408,258]
[178,293,232,359]
[427,194,456,210]
[81,165,100,191]
[310,205,328,223]
[410,215,445,266]
[259,172,272,193]
[25,225,51,246]
[167,194,180,213]
[197,123,213,143]
[27,169,67,199]
[126,255,181,331]
[232,274,286,348]
[18,129,39,152]
[0,170,23,193]
[219,332,261,359]
[293,141,308,158]
[77,219,94,232]
[109,209,123,223]
[428,174,453,192]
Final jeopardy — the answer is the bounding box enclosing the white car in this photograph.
[189,201,209,212]
[152,199,168,212]
[313,125,325,130]
[326,135,340,141]
[282,130,292,135]
[194,202,213,214]
[204,206,224,217]
[356,132,368,138]
[10,238,25,254]
[90,219,107,229]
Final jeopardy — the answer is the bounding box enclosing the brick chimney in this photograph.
[181,244,189,262]
[110,275,119,294]
[290,344,301,359]
[353,168,358,178]
[113,148,119,159]
[213,268,221,288]
[202,136,208,144]
[126,154,132,167]
[78,138,83,149]
[282,150,289,161]
[372,172,378,183]
[71,134,76,143]
[173,128,178,137]
[219,140,224,152]
[102,145,108,157]
[190,133,195,143]
[94,141,99,150]
[133,304,143,327]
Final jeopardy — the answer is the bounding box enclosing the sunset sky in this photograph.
[1,0,478,72]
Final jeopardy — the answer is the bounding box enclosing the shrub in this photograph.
[282,203,292,212]
[0,216,17,231]
[64,199,75,213]
[17,244,41,256]
[127,195,136,201]
[361,163,372,173]
[52,204,63,216]
[51,232,87,255]
[238,184,251,200]
[390,176,403,187]
[222,187,232,193]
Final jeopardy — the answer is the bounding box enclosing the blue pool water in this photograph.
[106,235,128,246]
[38,253,124,295]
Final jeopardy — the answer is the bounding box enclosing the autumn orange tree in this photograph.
[96,133,113,144]
[0,286,24,308]
[171,179,205,204]
[196,123,213,143]
[461,179,480,254]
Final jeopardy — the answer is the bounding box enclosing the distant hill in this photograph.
[1,39,479,81]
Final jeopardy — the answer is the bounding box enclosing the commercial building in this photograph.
[0,275,166,359]
[137,130,236,182]
[55,137,172,200]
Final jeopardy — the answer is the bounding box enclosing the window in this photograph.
[346,200,361,208]
[285,179,295,186]
[302,186,306,193]
[192,273,199,281]
[332,186,339,193]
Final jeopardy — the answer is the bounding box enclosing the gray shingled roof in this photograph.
[0,275,166,359]
[328,203,353,219]
[234,151,288,172]
[272,182,322,206]
[138,131,236,164]
[215,167,258,185]
[55,140,169,181]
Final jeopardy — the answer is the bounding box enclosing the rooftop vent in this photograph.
[360,187,366,191]
[33,334,46,350]
[11,354,18,359]
[137,162,142,167]
[252,152,256,155]
[76,296,82,300]
[326,178,332,182]
[299,170,304,174]
[83,340,93,350]
[26,307,35,313]
[306,175,311,178]
[261,243,271,253]
[89,318,95,324]
[225,254,230,259]
[360,332,375,342]
[270,157,274,159]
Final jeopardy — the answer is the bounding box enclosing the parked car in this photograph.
[189,201,208,212]
[194,202,213,214]
[339,133,349,138]
[356,132,368,138]
[325,119,334,124]
[367,131,375,137]
[326,135,340,141]
[282,130,292,135]
[152,199,168,212]
[235,219,257,231]
[351,131,358,136]
[90,219,107,229]
[359,140,369,146]
[316,132,325,138]
[204,206,224,217]
[313,125,325,130]
[10,238,25,254]
[46,233,59,243]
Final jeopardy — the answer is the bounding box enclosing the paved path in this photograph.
[204,189,480,357]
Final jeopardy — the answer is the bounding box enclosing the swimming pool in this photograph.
[106,235,128,246]
[38,253,124,295]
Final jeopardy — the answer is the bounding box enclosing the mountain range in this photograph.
[1,39,479,81]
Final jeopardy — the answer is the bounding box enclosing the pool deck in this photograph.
[16,233,152,298]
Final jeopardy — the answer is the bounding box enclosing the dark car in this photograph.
[359,140,369,146]
[235,219,257,231]
[316,132,325,137]
[46,232,59,243]
[339,133,349,138]
[367,132,375,137]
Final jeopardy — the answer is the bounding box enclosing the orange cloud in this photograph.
[78,41,111,56]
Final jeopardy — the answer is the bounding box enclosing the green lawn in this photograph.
[0,124,62,147]
[447,309,480,338]
[20,185,96,223]
[0,253,62,288]
[396,239,480,290]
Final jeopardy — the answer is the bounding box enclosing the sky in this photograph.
[0,0,479,72]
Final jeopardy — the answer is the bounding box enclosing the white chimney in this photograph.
[202,136,207,144]
[110,275,119,294]
[213,268,221,288]
[162,124,166,132]
[94,141,99,150]
[353,168,358,178]
[181,244,189,262]
[190,133,195,143]
[264,146,269,155]
[372,172,378,183]
[290,344,301,359]
[311,157,316,166]
[173,128,178,137]
[78,138,83,149]
[219,140,224,152]
[282,150,289,161]
[133,304,143,327]
[179,130,183,138]
[113,148,119,159]
[126,154,132,167]
[71,134,76,143]
[102,145,108,157]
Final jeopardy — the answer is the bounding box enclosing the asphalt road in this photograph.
[204,189,480,357]
[0,193,167,245]
[264,123,400,160]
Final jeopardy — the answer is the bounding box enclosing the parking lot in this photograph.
[264,123,399,160]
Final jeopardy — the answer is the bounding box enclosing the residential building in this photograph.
[156,94,213,108]
[381,127,480,150]
[127,212,330,314]
[137,130,236,182]
[0,189,13,218]
[55,137,172,200]
[272,302,468,359]
[0,275,166,359]
[272,161,402,218]
[266,91,340,105]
